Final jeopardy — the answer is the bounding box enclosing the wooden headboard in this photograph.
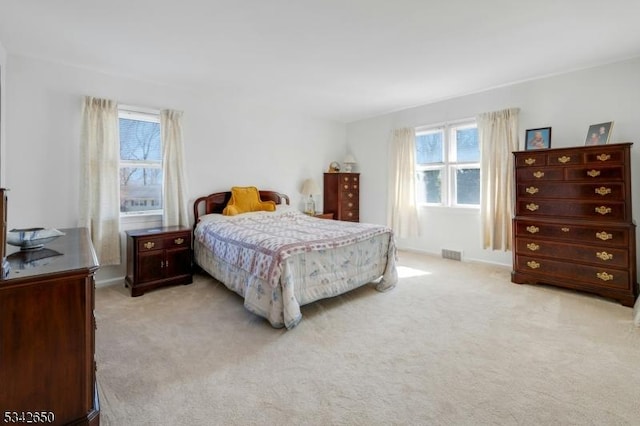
[193,190,290,225]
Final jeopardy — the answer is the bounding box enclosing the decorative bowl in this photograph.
[7,228,65,250]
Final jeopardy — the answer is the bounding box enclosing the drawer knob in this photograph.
[594,187,612,196]
[174,237,185,245]
[344,185,349,189]
[526,203,539,211]
[348,202,353,207]
[525,186,539,195]
[587,169,601,177]
[558,155,571,163]
[527,261,540,269]
[348,193,353,198]
[526,225,539,234]
[596,231,613,241]
[532,171,545,179]
[525,158,536,165]
[597,153,611,162]
[595,206,612,215]
[596,271,614,281]
[144,241,155,249]
[596,251,613,261]
[526,243,540,251]
[561,227,570,232]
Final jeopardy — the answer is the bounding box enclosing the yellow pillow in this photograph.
[222,186,276,216]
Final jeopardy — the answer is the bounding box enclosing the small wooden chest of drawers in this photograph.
[125,226,192,296]
[511,143,638,306]
[324,172,360,222]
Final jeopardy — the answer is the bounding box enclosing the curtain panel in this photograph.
[161,110,190,228]
[477,107,520,251]
[388,128,420,239]
[79,96,121,265]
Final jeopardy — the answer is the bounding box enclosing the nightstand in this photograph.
[125,226,192,297]
[314,212,334,219]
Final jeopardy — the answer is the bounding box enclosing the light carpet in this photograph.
[95,251,640,425]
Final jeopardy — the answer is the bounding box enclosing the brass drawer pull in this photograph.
[596,153,611,162]
[527,243,540,251]
[526,203,539,211]
[596,251,613,261]
[144,241,155,249]
[596,272,613,281]
[595,206,612,215]
[561,227,570,232]
[174,237,185,245]
[525,158,536,165]
[526,186,539,195]
[596,231,613,241]
[558,155,571,163]
[594,187,612,196]
[527,261,541,269]
[587,169,601,177]
[533,171,545,179]
[526,226,539,234]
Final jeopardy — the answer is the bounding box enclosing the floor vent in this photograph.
[441,249,462,261]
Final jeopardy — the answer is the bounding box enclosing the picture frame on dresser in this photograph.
[585,121,614,145]
[525,127,551,150]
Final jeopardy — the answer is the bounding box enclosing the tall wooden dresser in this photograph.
[0,228,100,425]
[324,172,360,222]
[512,142,638,306]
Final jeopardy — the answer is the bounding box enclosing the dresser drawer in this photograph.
[341,210,359,221]
[516,167,564,181]
[584,147,626,164]
[515,255,631,290]
[565,165,625,181]
[515,238,629,268]
[516,200,626,221]
[514,220,630,248]
[136,231,190,252]
[516,152,547,167]
[516,182,625,200]
[547,152,582,166]
[137,237,165,252]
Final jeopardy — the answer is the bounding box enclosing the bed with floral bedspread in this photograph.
[193,196,397,329]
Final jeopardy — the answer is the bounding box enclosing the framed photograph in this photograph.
[585,121,614,145]
[525,127,552,150]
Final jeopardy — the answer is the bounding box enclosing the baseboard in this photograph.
[96,276,124,288]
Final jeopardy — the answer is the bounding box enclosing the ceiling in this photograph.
[1,0,639,123]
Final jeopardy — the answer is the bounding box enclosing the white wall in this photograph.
[5,54,346,281]
[347,57,640,266]
[0,41,6,186]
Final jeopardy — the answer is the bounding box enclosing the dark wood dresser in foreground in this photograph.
[125,226,192,297]
[0,228,100,425]
[512,142,638,306]
[324,172,360,222]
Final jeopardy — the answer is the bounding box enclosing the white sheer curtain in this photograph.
[161,110,189,228]
[79,96,121,265]
[477,107,520,251]
[388,128,420,238]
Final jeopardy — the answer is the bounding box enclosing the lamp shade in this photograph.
[300,178,321,196]
[343,154,356,164]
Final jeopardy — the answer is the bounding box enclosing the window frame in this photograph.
[118,106,164,217]
[415,119,480,209]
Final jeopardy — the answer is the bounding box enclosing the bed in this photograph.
[192,190,398,329]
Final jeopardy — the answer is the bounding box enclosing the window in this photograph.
[415,121,479,207]
[119,108,163,215]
